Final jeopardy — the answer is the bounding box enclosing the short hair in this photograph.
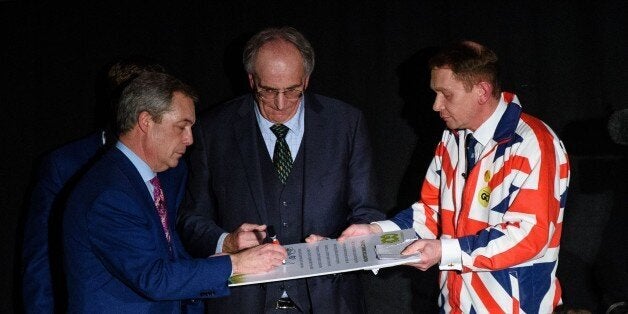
[428,41,501,97]
[107,57,166,87]
[243,26,315,77]
[116,72,198,134]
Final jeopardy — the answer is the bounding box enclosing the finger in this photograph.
[305,234,327,243]
[401,240,422,255]
[236,233,263,250]
[253,230,266,243]
[337,226,357,242]
[304,235,316,243]
[239,223,266,232]
[239,230,263,242]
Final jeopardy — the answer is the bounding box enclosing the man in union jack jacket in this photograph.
[341,40,570,313]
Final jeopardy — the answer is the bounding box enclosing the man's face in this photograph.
[430,67,482,131]
[248,40,309,124]
[145,92,195,172]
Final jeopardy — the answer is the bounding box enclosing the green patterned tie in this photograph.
[270,124,293,184]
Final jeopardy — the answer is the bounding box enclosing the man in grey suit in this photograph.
[178,26,385,313]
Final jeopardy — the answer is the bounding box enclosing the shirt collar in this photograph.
[467,98,508,146]
[116,141,156,182]
[254,97,305,134]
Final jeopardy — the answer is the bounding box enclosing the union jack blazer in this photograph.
[383,93,570,313]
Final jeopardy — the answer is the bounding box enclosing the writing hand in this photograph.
[223,223,267,253]
[230,243,287,275]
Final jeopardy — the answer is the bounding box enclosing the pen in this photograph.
[266,225,280,244]
[265,226,285,264]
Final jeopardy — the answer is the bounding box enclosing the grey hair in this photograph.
[243,26,315,77]
[116,72,197,134]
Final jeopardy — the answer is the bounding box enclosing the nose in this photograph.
[273,92,287,110]
[432,94,443,112]
[183,128,193,146]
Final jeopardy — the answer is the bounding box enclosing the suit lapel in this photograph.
[110,148,174,255]
[233,96,268,224]
[110,148,155,211]
[158,165,183,219]
[301,94,326,228]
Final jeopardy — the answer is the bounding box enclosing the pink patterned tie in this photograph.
[150,176,172,252]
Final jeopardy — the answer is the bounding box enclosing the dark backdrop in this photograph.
[2,1,627,313]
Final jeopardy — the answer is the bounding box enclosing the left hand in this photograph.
[402,239,442,271]
[304,234,329,243]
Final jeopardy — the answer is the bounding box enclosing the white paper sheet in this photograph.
[228,229,420,286]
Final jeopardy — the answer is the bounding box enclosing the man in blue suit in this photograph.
[21,58,166,313]
[177,27,385,313]
[63,72,286,313]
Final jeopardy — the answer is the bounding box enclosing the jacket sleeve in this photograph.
[389,139,445,239]
[345,111,386,224]
[88,189,231,300]
[22,155,60,313]
[176,121,226,257]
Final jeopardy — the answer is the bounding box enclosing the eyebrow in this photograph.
[257,83,303,91]
[178,118,195,125]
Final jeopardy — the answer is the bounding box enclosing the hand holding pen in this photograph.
[223,223,268,254]
[265,225,280,244]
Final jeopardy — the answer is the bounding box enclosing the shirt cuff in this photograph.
[373,220,401,233]
[215,232,228,255]
[439,238,462,271]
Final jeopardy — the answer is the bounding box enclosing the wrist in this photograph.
[229,254,239,275]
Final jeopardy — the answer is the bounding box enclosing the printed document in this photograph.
[229,229,419,286]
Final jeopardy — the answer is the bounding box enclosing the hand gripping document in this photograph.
[374,233,420,260]
[229,229,420,286]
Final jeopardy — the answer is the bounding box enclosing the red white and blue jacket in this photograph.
[380,93,570,313]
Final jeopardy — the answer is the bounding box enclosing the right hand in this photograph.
[230,243,287,275]
[223,223,267,253]
[337,224,382,242]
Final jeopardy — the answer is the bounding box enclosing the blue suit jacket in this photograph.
[63,147,232,313]
[22,131,106,313]
[178,93,385,313]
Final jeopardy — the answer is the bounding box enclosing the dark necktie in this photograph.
[270,124,293,184]
[150,176,173,253]
[465,133,479,171]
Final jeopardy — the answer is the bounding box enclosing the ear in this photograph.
[475,81,493,104]
[248,73,255,90]
[302,76,310,90]
[137,111,152,133]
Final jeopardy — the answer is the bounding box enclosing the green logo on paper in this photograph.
[229,274,245,284]
[380,233,400,244]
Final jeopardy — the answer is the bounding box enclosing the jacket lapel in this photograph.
[233,95,268,224]
[110,148,174,255]
[301,94,326,229]
[110,148,155,211]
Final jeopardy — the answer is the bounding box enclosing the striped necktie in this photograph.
[270,124,293,184]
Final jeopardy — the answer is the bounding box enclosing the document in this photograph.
[229,229,419,286]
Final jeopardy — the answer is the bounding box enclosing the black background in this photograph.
[2,1,627,312]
